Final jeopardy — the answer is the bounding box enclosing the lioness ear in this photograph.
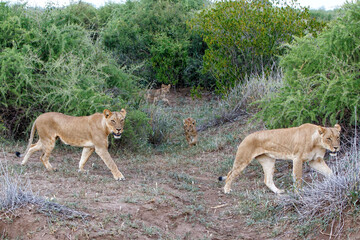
[103,109,112,118]
[120,108,127,117]
[334,124,341,132]
[318,126,326,135]
[183,119,186,124]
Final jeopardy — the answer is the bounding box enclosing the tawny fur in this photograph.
[221,123,341,194]
[147,84,171,106]
[20,109,127,180]
[183,117,198,146]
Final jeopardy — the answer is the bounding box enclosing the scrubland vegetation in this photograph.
[0,0,359,238]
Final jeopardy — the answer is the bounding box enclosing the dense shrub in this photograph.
[309,8,339,22]
[256,1,360,129]
[0,3,146,150]
[190,0,324,93]
[117,109,151,151]
[101,0,210,87]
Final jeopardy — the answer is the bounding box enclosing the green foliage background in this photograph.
[190,0,324,93]
[256,1,360,129]
[101,0,209,87]
[0,2,146,148]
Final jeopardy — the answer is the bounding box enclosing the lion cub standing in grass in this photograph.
[183,117,198,146]
[219,123,341,194]
[147,84,171,106]
[17,109,127,181]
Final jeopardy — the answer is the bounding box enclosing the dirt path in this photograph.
[0,137,295,239]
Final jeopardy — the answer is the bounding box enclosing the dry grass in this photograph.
[278,136,360,237]
[197,71,283,132]
[0,150,89,220]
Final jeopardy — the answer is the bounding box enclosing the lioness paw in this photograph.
[276,189,285,194]
[114,174,125,181]
[224,187,232,194]
[78,169,89,174]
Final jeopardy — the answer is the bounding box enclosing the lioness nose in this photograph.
[117,128,121,132]
[334,147,339,150]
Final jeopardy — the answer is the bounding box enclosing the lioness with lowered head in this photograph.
[18,109,127,180]
[219,123,341,194]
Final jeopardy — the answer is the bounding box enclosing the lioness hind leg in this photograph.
[78,147,95,172]
[95,147,125,181]
[40,140,56,171]
[257,156,284,194]
[224,162,250,194]
[22,142,42,165]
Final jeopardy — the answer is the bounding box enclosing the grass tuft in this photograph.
[197,71,283,132]
[0,151,89,220]
[278,137,360,237]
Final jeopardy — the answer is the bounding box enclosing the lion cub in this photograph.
[147,84,171,105]
[18,109,127,181]
[219,123,341,194]
[183,117,198,146]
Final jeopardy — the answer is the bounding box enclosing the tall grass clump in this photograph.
[256,1,360,129]
[197,71,283,131]
[0,153,88,219]
[279,136,360,237]
[147,106,177,145]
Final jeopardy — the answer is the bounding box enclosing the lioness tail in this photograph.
[218,176,227,181]
[15,120,36,158]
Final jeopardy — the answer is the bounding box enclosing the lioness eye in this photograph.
[111,120,116,124]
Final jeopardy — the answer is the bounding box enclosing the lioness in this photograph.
[18,109,127,180]
[183,117,198,146]
[219,123,341,194]
[147,84,171,105]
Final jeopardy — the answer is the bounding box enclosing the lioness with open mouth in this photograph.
[17,109,127,180]
[219,123,341,194]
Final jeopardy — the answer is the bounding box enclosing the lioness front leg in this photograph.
[257,156,285,194]
[292,159,303,190]
[308,157,333,177]
[95,147,125,180]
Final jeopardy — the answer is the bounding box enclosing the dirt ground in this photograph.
[0,88,359,239]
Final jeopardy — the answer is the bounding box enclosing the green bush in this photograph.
[0,3,147,151]
[117,109,151,151]
[101,0,210,87]
[256,1,360,128]
[309,9,339,22]
[150,33,188,86]
[190,0,324,93]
